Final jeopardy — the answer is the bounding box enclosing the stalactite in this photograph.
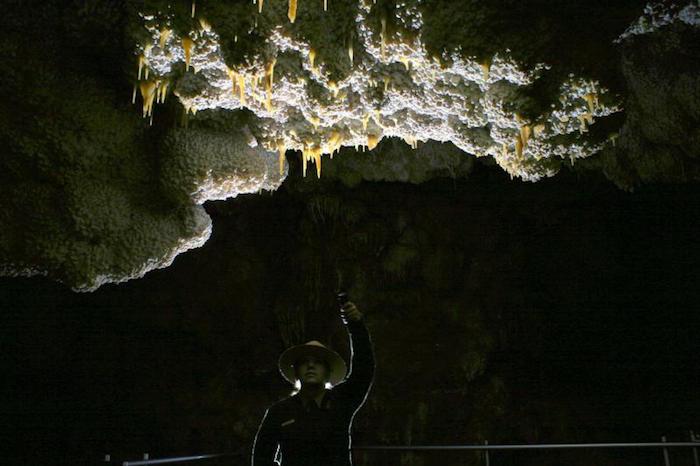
[198,18,211,31]
[309,48,317,74]
[159,28,171,49]
[158,80,169,103]
[288,0,298,23]
[367,133,379,150]
[139,81,157,118]
[138,54,147,80]
[302,147,308,176]
[182,37,194,71]
[227,68,237,96]
[238,74,246,104]
[519,125,531,148]
[585,93,598,113]
[481,60,491,81]
[515,134,523,158]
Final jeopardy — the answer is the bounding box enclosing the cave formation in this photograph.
[1,0,699,290]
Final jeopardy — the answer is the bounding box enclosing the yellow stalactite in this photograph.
[288,0,298,23]
[348,40,354,65]
[139,81,157,118]
[328,81,338,98]
[519,125,531,148]
[515,134,523,158]
[158,80,169,103]
[302,148,308,177]
[309,48,317,73]
[584,93,598,113]
[132,85,137,104]
[577,115,588,134]
[259,0,264,13]
[159,28,171,49]
[191,1,196,18]
[199,18,211,31]
[328,131,343,153]
[323,0,327,11]
[182,37,194,71]
[367,133,379,150]
[227,68,237,95]
[302,145,322,177]
[138,54,147,80]
[315,151,322,177]
[383,76,390,92]
[267,58,277,89]
[481,61,491,82]
[238,74,246,105]
[400,56,410,71]
[404,136,417,149]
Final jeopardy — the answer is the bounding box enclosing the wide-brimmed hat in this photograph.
[278,340,347,387]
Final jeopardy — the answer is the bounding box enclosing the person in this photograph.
[251,300,375,466]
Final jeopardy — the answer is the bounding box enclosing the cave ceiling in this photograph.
[1,0,699,290]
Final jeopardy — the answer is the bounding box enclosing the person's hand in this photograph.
[340,301,363,323]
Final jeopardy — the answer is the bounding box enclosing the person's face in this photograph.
[294,355,330,387]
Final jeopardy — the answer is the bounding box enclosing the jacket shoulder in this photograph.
[267,394,299,412]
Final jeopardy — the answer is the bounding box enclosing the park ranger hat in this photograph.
[278,340,348,387]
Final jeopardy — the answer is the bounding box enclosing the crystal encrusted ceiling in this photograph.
[133,0,621,182]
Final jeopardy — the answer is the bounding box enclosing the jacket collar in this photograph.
[296,390,329,410]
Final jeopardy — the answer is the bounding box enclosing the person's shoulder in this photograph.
[268,393,299,412]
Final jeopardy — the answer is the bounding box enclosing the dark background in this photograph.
[2,163,699,466]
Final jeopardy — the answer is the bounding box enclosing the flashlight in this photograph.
[336,290,349,307]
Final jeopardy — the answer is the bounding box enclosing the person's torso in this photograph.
[274,391,355,466]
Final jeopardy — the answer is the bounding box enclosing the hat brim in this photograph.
[278,344,347,387]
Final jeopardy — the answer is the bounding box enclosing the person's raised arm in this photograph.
[336,301,375,410]
[251,407,280,466]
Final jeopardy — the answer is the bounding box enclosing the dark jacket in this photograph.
[252,319,375,466]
